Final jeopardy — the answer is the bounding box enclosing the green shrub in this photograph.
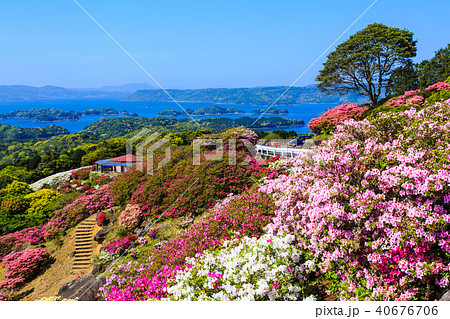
[0,198,29,216]
[5,181,31,197]
[426,90,450,104]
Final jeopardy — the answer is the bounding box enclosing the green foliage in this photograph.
[0,166,32,188]
[261,132,282,140]
[24,189,60,225]
[6,181,32,197]
[426,90,450,104]
[386,60,419,97]
[80,138,126,166]
[81,116,305,140]
[0,197,29,216]
[0,124,69,139]
[317,23,417,106]
[109,169,147,207]
[417,44,450,88]
[0,133,97,166]
[255,130,306,140]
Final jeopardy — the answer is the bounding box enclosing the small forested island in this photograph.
[0,108,131,122]
[157,105,288,117]
[81,116,305,139]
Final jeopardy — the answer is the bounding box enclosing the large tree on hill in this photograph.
[316,23,417,106]
[417,43,450,88]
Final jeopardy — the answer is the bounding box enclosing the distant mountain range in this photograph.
[80,83,157,93]
[0,83,157,101]
[0,83,367,105]
[127,85,368,105]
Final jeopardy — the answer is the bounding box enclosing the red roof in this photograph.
[110,154,137,163]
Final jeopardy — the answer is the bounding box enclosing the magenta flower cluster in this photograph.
[104,234,137,254]
[0,248,50,298]
[100,190,276,300]
[0,226,45,261]
[260,99,450,300]
[44,184,114,239]
[385,90,424,107]
[308,103,368,134]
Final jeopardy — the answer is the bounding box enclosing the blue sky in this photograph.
[0,0,448,89]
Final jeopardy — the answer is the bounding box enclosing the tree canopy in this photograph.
[417,44,450,88]
[386,60,419,97]
[316,23,417,106]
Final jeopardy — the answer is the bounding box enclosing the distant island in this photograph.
[127,85,368,105]
[0,108,138,122]
[156,106,289,117]
[82,116,305,139]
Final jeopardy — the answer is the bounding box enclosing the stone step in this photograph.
[76,237,92,241]
[75,243,92,250]
[74,259,92,263]
[75,247,92,254]
[76,239,92,243]
[75,251,92,255]
[75,254,92,260]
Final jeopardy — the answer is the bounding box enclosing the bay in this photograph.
[0,99,336,134]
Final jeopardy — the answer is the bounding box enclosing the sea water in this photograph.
[0,99,335,134]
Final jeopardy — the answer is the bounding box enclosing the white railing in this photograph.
[255,144,312,158]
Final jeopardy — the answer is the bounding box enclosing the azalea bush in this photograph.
[91,250,118,269]
[44,184,113,240]
[71,167,91,180]
[164,233,316,301]
[383,80,450,109]
[260,99,450,300]
[104,234,137,255]
[109,127,264,221]
[118,204,143,229]
[308,103,367,134]
[97,212,106,226]
[99,263,182,301]
[385,89,425,107]
[0,247,50,293]
[0,226,45,260]
[101,190,276,301]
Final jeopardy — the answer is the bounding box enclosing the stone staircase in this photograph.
[73,215,97,270]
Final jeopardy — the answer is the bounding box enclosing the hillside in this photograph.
[0,80,450,301]
[126,85,367,105]
[0,123,69,139]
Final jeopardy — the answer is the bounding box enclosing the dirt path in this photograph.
[21,215,103,301]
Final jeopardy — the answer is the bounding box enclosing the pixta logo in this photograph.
[127,129,171,175]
